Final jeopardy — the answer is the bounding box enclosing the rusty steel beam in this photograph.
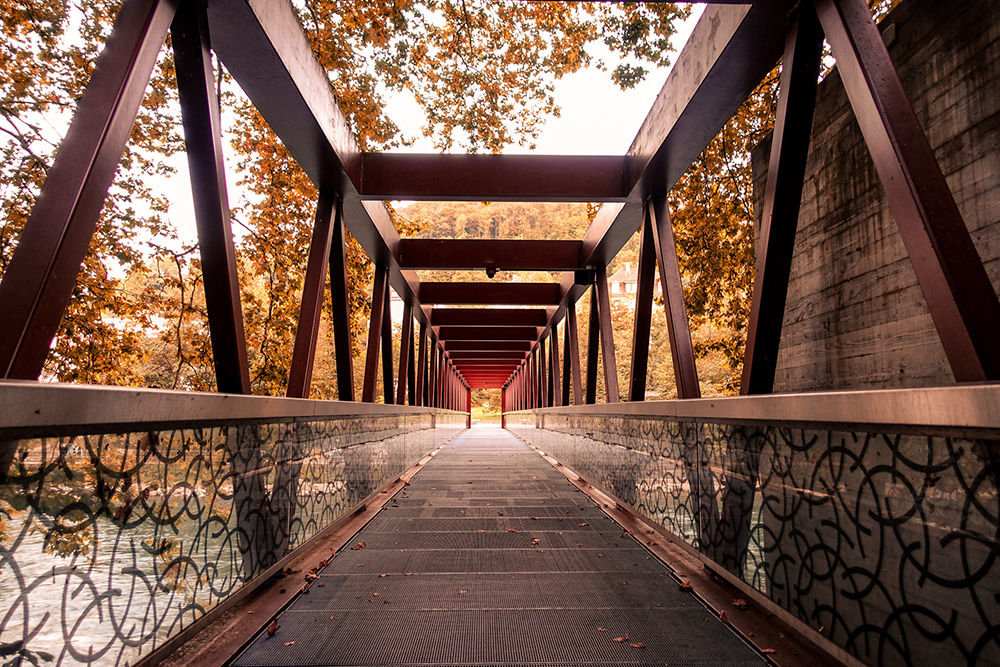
[407,317,416,406]
[438,326,539,342]
[812,0,1000,382]
[287,189,337,398]
[419,282,563,306]
[358,153,628,202]
[0,0,179,380]
[445,340,533,352]
[430,308,550,328]
[566,302,583,405]
[550,328,562,407]
[649,197,701,399]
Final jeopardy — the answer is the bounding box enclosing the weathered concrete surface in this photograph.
[752,0,1000,392]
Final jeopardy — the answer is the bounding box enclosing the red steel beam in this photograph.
[740,6,823,395]
[445,340,532,352]
[0,0,179,380]
[287,189,337,398]
[438,326,539,342]
[430,308,550,328]
[358,153,628,202]
[419,283,563,306]
[448,351,528,360]
[812,0,1000,382]
[328,197,355,401]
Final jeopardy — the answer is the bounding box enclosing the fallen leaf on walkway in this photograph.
[351,542,366,550]
[508,528,519,533]
[613,637,626,643]
[577,522,588,526]
[459,589,467,594]
[620,580,628,585]
[732,598,747,610]
[267,620,279,636]
[317,583,325,587]
[477,530,486,533]
[761,649,776,654]
[719,611,728,624]
[380,573,390,578]
[330,616,339,620]
[678,581,692,591]
[630,643,645,648]
[284,642,295,646]
[597,627,608,632]
[531,538,541,545]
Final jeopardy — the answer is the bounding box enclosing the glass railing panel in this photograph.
[0,395,466,667]
[506,387,1000,667]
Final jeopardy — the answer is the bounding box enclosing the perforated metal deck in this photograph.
[231,427,768,667]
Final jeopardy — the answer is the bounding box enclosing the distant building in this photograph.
[607,262,659,299]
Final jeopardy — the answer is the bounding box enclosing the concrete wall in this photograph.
[752,0,1000,392]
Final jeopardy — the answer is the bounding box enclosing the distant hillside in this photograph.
[398,201,592,240]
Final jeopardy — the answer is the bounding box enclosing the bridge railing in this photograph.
[0,381,465,666]
[507,385,1000,667]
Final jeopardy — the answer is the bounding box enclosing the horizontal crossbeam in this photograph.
[430,308,549,327]
[358,154,629,202]
[438,326,539,341]
[419,283,563,306]
[400,239,582,271]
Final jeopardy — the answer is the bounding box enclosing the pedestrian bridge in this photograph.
[1,0,998,665]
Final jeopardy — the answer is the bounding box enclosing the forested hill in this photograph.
[398,202,593,240]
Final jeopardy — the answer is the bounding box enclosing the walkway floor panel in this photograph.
[231,428,768,667]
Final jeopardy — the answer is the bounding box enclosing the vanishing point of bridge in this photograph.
[1,0,999,666]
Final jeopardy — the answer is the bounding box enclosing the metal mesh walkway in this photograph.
[231,427,768,666]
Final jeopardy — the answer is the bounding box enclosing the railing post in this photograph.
[567,302,583,405]
[328,198,355,401]
[629,202,657,401]
[585,286,600,404]
[395,301,413,405]
[380,278,394,404]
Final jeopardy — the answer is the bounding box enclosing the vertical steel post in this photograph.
[0,0,179,380]
[287,190,336,398]
[362,265,387,402]
[741,5,824,395]
[539,337,548,408]
[649,197,702,399]
[328,198,355,401]
[811,0,1000,382]
[407,317,416,405]
[596,265,620,403]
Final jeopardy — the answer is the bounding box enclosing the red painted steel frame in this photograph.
[362,266,388,402]
[172,1,252,394]
[741,5,824,395]
[0,0,180,380]
[287,190,338,398]
[648,197,701,399]
[812,0,1000,382]
[328,198,355,401]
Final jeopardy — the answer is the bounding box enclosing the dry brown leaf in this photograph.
[531,538,541,545]
[732,598,748,610]
[284,641,295,646]
[597,627,608,632]
[620,580,628,586]
[719,611,728,624]
[630,643,645,648]
[613,637,626,643]
[266,620,279,636]
[678,581,693,591]
[330,616,339,620]
[247,610,256,614]
[459,589,467,594]
[577,522,589,526]
[761,648,776,654]
[508,528,519,533]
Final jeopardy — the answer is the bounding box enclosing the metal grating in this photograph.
[231,429,768,666]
